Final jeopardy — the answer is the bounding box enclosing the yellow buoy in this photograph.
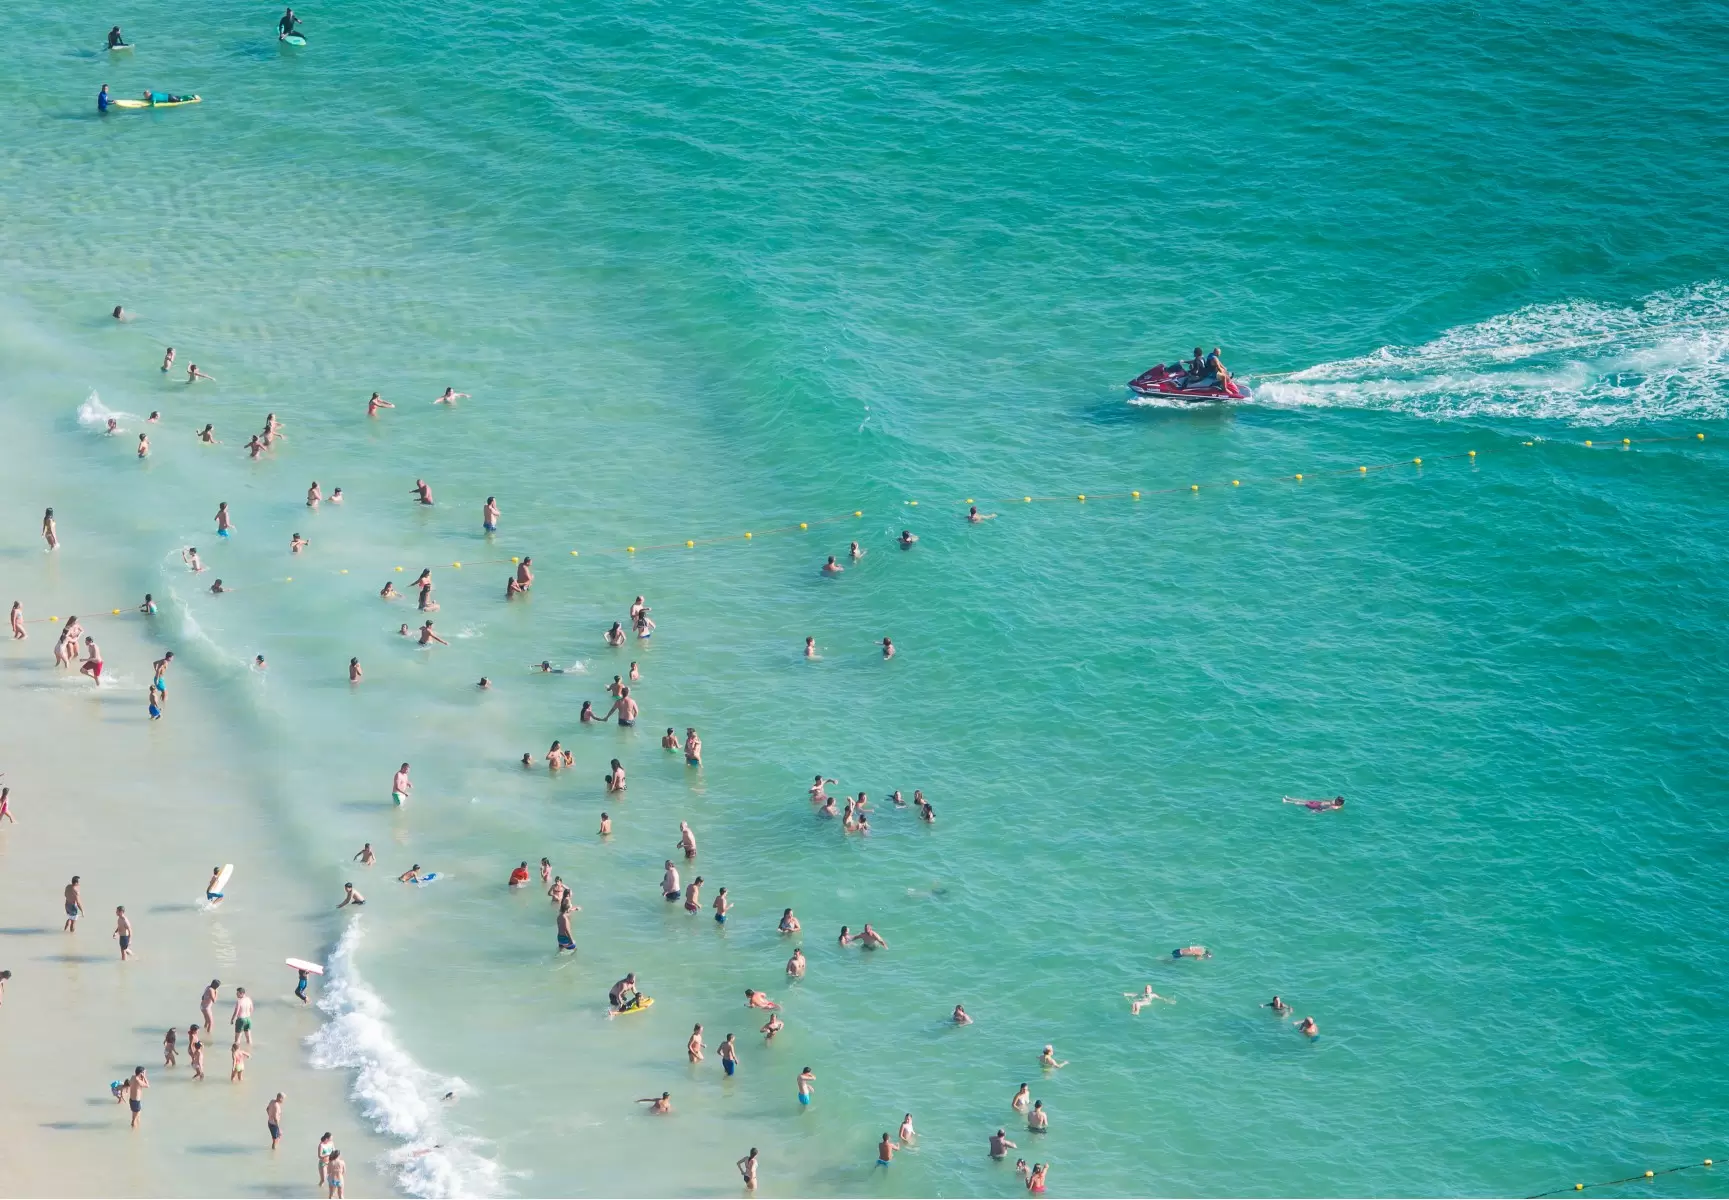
[1585,439,1593,446]
[1698,433,1706,440]
[570,550,579,556]
[686,540,695,548]
[1413,457,1422,465]
[395,566,403,572]
[1359,465,1368,472]
[1622,438,1631,445]
[627,546,636,553]
[1575,1185,1583,1191]
[745,531,753,539]
[799,522,807,530]
[340,569,349,574]
[1645,1172,1654,1179]
[1468,450,1476,457]
[1523,441,1534,446]
[909,500,919,506]
[1023,496,1031,503]
[854,510,863,517]
[452,562,461,568]
[1295,473,1303,481]
[1131,491,1140,499]
[511,556,520,563]
[1704,1159,1713,1166]
[1190,484,1199,492]
[111,608,120,615]
[285,577,293,582]
[966,498,974,504]
[1232,480,1240,487]
[49,616,58,622]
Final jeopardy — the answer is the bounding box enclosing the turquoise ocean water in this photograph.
[3,0,1728,1194]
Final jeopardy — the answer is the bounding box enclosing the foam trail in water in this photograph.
[76,389,141,429]
[1253,281,1729,424]
[305,920,505,1198]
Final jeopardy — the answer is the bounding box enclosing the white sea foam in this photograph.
[306,921,505,1198]
[76,389,140,429]
[1252,280,1729,424]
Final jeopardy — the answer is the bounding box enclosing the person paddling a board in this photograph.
[278,8,304,39]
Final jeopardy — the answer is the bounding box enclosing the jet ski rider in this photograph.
[1204,346,1231,387]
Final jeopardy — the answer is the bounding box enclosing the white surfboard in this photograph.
[285,957,324,975]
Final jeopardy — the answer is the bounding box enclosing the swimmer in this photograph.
[42,508,58,550]
[546,741,564,769]
[662,728,679,750]
[849,540,864,560]
[989,1129,1017,1159]
[121,1067,148,1127]
[380,581,401,599]
[683,876,704,912]
[354,843,376,865]
[609,973,641,1012]
[209,578,227,595]
[417,621,449,647]
[556,898,578,951]
[779,908,801,934]
[231,987,254,1046]
[1125,986,1174,1013]
[899,1114,916,1142]
[214,502,234,537]
[953,1003,972,1025]
[898,529,918,547]
[580,700,597,723]
[507,577,526,600]
[607,674,624,697]
[291,532,309,553]
[629,660,639,681]
[1027,1100,1048,1132]
[508,862,531,887]
[514,556,532,589]
[397,865,424,883]
[818,796,837,819]
[676,821,697,858]
[636,1091,672,1114]
[163,1027,178,1067]
[137,433,149,457]
[1039,1045,1067,1069]
[882,636,895,658]
[197,424,219,444]
[760,1012,783,1042]
[604,622,626,646]
[630,596,649,621]
[606,759,626,790]
[876,1133,900,1166]
[187,364,214,383]
[688,1024,705,1062]
[417,583,438,612]
[598,812,612,836]
[684,728,702,766]
[1262,995,1292,1015]
[246,435,265,460]
[919,800,936,822]
[113,905,132,959]
[0,787,12,823]
[200,980,220,1032]
[891,790,905,807]
[661,861,681,902]
[410,479,434,505]
[822,555,843,574]
[1012,1083,1031,1112]
[810,776,835,802]
[1172,945,1212,959]
[1283,795,1346,811]
[786,948,805,977]
[837,925,853,947]
[860,923,888,949]
[804,636,819,658]
[633,610,655,639]
[391,762,412,805]
[148,411,160,422]
[536,660,569,674]
[204,865,227,903]
[745,989,779,1011]
[434,387,468,405]
[105,417,119,436]
[187,1027,203,1079]
[140,593,157,615]
[548,876,568,904]
[520,752,534,768]
[161,348,175,372]
[603,688,638,727]
[1295,1016,1319,1039]
[367,392,394,417]
[540,858,552,884]
[1028,1162,1049,1193]
[307,482,322,507]
[483,497,499,532]
[737,1148,758,1190]
[10,601,24,640]
[79,637,104,682]
[349,657,362,683]
[798,1067,816,1105]
[331,488,344,502]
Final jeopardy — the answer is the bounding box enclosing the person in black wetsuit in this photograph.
[107,27,126,48]
[279,8,303,38]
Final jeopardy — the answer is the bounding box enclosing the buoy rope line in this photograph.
[1526,1156,1715,1198]
[21,433,1710,625]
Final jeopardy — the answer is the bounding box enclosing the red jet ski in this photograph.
[1127,363,1247,401]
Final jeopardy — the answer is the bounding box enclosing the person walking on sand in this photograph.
[266,1093,285,1148]
[122,1066,149,1128]
[62,876,83,931]
[232,986,254,1045]
[114,906,133,959]
[737,1147,759,1190]
[0,787,12,824]
[201,980,221,1032]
